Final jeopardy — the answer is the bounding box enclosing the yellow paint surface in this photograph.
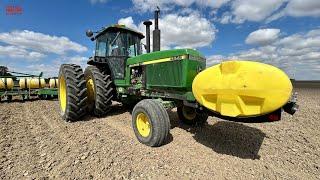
[192,61,292,117]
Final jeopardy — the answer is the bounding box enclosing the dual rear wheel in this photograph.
[58,64,113,121]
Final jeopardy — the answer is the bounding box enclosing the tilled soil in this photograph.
[0,88,319,179]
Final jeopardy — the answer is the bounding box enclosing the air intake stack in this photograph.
[143,20,152,53]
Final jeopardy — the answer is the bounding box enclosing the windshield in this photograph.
[95,31,142,57]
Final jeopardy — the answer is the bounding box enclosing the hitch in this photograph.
[283,92,299,115]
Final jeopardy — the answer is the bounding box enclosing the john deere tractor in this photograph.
[58,9,298,147]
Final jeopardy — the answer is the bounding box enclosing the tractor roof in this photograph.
[95,24,145,39]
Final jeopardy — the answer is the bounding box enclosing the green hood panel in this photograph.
[127,49,204,65]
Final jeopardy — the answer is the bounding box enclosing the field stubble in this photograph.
[0,88,319,179]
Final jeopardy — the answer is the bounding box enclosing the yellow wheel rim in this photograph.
[136,112,151,137]
[86,78,95,104]
[182,106,197,120]
[59,76,67,112]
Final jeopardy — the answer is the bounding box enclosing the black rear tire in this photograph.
[132,99,170,147]
[58,64,87,122]
[84,66,113,117]
[177,105,208,126]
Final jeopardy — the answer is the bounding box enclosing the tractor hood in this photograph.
[127,49,205,66]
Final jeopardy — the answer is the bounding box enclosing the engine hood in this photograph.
[127,48,205,66]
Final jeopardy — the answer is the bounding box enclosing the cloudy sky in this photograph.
[0,0,320,79]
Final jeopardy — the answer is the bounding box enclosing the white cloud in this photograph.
[0,45,46,60]
[231,0,285,22]
[16,56,89,77]
[219,12,233,24]
[276,33,320,49]
[0,30,87,55]
[159,13,216,48]
[131,0,230,13]
[25,64,59,77]
[118,17,139,31]
[0,30,88,77]
[66,56,88,69]
[206,28,320,80]
[206,55,224,66]
[90,0,108,4]
[216,0,285,23]
[285,0,320,17]
[268,0,320,22]
[245,29,281,45]
[265,11,286,23]
[133,0,320,24]
[118,13,217,49]
[307,29,320,37]
[132,0,169,12]
[216,0,320,23]
[210,0,231,8]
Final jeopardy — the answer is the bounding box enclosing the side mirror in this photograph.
[86,30,93,37]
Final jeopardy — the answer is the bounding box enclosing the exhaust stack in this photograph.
[143,20,152,53]
[153,7,160,52]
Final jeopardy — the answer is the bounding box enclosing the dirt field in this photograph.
[0,88,319,179]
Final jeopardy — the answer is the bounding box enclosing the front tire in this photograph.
[132,99,170,147]
[84,66,113,117]
[58,64,87,122]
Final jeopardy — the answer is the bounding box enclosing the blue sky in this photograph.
[0,0,320,79]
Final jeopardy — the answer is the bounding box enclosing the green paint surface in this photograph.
[127,48,204,65]
[113,48,206,102]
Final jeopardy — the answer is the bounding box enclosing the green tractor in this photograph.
[58,9,298,147]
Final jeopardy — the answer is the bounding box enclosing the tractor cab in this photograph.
[86,25,144,79]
